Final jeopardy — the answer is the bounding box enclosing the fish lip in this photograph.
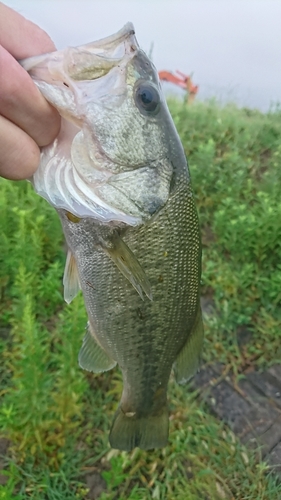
[79,22,138,51]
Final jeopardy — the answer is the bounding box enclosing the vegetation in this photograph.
[0,100,281,499]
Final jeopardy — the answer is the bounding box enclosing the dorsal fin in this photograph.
[173,306,204,384]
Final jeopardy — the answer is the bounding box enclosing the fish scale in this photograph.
[21,23,203,451]
[58,179,201,436]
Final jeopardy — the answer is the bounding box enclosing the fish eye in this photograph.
[134,82,160,115]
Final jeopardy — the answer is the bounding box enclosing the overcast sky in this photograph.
[4,0,281,110]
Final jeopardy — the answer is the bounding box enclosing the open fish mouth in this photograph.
[21,22,138,83]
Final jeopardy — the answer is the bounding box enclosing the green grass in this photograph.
[1,100,281,499]
[171,100,281,372]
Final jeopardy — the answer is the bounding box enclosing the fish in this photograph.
[21,23,203,451]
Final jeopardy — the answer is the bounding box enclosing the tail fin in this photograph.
[109,406,169,451]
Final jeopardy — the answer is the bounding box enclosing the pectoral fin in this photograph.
[79,323,117,373]
[104,233,152,301]
[63,250,80,304]
[173,306,204,384]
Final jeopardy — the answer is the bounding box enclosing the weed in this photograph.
[0,101,280,498]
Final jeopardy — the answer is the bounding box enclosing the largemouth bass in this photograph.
[21,24,203,451]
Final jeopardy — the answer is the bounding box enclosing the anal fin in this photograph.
[104,232,152,301]
[79,323,117,373]
[173,306,204,384]
[63,250,80,304]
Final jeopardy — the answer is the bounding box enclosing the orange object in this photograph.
[158,70,198,103]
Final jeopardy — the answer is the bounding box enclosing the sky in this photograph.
[4,0,281,111]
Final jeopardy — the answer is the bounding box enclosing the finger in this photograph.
[0,46,61,147]
[0,114,40,180]
[0,2,56,58]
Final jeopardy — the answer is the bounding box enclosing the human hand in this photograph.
[0,2,61,180]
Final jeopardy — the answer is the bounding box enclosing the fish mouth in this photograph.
[66,23,139,82]
[21,23,138,83]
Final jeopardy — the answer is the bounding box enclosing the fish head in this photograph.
[21,24,184,225]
